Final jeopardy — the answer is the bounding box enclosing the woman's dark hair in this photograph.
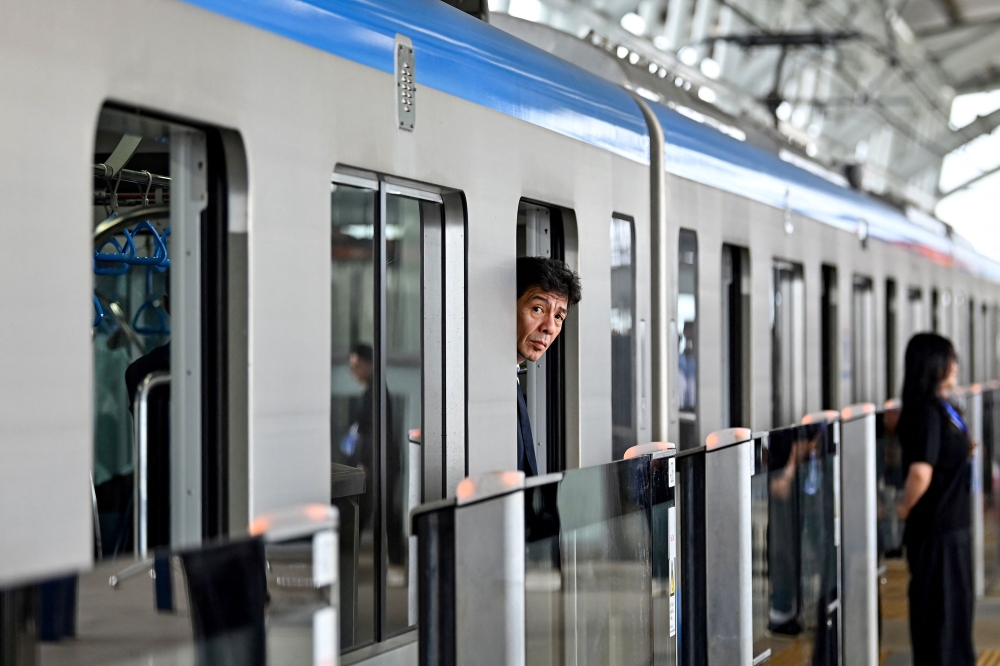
[898,333,956,438]
[516,256,582,306]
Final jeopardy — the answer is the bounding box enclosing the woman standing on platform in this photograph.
[896,333,976,666]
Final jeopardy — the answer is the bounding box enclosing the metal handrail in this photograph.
[133,371,170,558]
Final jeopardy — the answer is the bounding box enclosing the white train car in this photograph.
[1,0,997,662]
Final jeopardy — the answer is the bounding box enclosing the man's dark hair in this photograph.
[351,343,374,364]
[516,256,582,306]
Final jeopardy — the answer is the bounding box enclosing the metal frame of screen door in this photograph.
[170,126,207,548]
[521,203,551,475]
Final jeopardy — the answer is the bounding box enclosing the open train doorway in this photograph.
[517,201,568,474]
[91,107,241,560]
[820,265,838,411]
[722,244,750,429]
[677,229,699,449]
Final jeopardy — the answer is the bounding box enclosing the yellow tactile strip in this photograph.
[881,559,910,619]
[979,649,1000,666]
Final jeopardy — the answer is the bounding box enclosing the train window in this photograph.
[678,229,698,449]
[984,303,993,382]
[610,216,636,460]
[852,276,875,404]
[92,107,235,562]
[331,171,464,647]
[941,290,953,339]
[886,280,898,399]
[994,305,1000,380]
[907,287,924,338]
[932,288,940,332]
[967,296,975,384]
[517,201,569,473]
[722,244,750,428]
[820,265,838,410]
[773,261,805,427]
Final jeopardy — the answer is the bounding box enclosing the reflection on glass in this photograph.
[525,459,652,665]
[384,194,429,635]
[610,217,636,460]
[678,229,698,449]
[751,437,769,661]
[876,409,905,557]
[331,183,377,649]
[757,423,840,666]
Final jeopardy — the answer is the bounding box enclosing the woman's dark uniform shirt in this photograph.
[900,398,976,666]
[901,400,970,541]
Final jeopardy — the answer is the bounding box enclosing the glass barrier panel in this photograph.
[751,435,770,662]
[525,458,652,666]
[764,422,840,666]
[876,409,905,558]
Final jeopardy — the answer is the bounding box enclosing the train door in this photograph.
[932,288,940,333]
[517,201,568,474]
[852,276,875,404]
[677,229,698,449]
[330,170,465,646]
[984,303,994,382]
[610,216,637,460]
[722,244,750,428]
[91,107,239,560]
[886,279,898,399]
[820,265,838,411]
[773,261,805,428]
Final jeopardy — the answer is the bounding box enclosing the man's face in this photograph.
[516,286,569,363]
[349,353,372,386]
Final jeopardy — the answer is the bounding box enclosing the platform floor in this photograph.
[879,506,1000,666]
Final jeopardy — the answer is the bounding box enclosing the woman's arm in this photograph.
[896,462,933,521]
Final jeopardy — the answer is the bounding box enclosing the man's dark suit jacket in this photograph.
[516,383,538,477]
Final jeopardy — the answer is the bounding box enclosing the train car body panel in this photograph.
[180,0,651,165]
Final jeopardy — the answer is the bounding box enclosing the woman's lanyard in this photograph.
[941,399,968,436]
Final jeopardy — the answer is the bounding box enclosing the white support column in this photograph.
[840,404,878,666]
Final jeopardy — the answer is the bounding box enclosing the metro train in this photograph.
[2,0,999,663]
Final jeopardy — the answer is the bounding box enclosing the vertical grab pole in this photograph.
[839,404,878,666]
[969,385,985,599]
[133,372,171,558]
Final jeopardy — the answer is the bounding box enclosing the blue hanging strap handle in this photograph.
[132,300,170,336]
[95,234,136,263]
[92,293,104,328]
[94,235,135,276]
[132,267,170,336]
[128,221,169,266]
[93,255,129,276]
[154,227,171,272]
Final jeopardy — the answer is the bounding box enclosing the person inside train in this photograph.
[515,256,582,477]
[340,343,404,572]
[895,333,976,666]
